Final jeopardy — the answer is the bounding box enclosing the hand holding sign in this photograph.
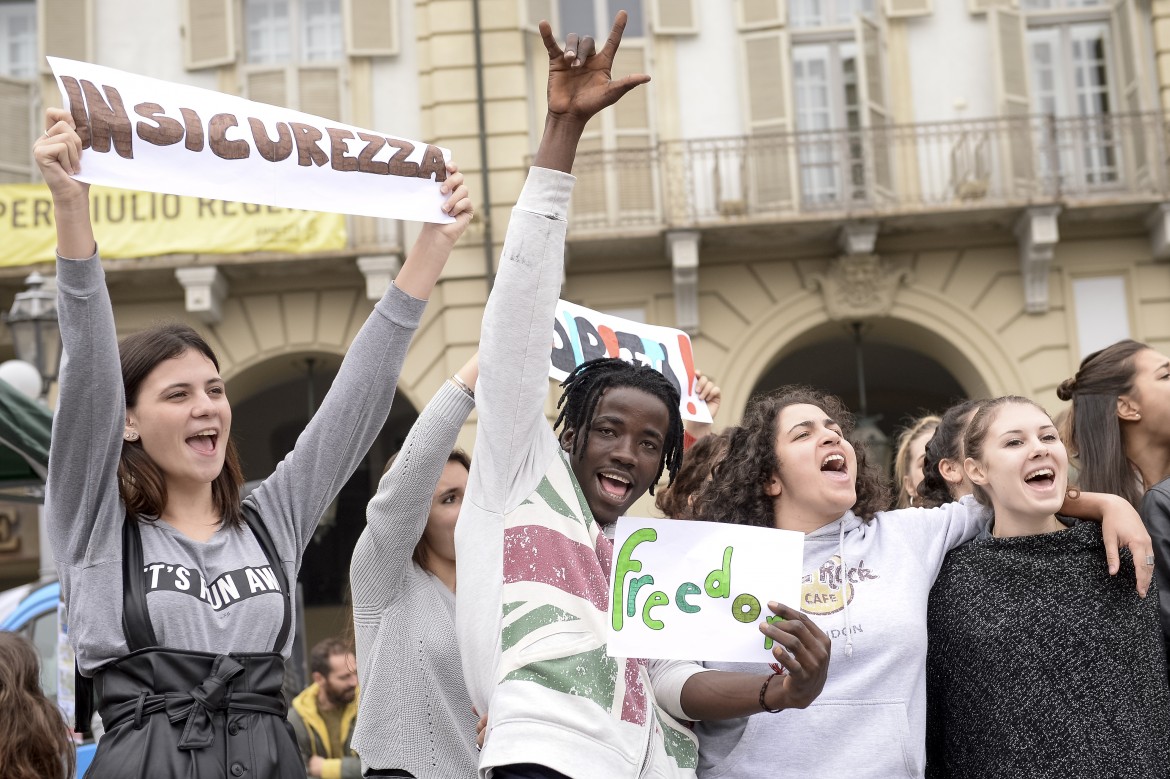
[550,301,713,423]
[607,517,804,663]
[757,602,831,711]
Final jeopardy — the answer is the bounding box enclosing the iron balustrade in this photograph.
[562,111,1170,233]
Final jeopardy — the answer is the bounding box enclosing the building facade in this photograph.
[2,0,1169,613]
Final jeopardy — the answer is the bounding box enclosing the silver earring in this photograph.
[124,430,139,442]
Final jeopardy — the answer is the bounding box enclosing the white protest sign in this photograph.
[550,300,712,423]
[48,57,454,223]
[607,517,804,663]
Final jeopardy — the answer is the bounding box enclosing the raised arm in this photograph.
[249,167,472,557]
[471,12,650,513]
[350,354,477,606]
[38,109,125,567]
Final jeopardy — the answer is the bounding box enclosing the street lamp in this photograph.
[4,273,61,403]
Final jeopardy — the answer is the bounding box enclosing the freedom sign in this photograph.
[550,300,712,423]
[607,518,804,663]
[48,57,454,223]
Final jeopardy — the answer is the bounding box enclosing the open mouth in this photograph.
[597,472,632,501]
[186,430,219,456]
[1024,467,1056,489]
[821,453,849,478]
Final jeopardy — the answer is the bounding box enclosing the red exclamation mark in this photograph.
[678,334,697,416]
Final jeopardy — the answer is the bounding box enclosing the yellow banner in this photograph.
[0,184,347,267]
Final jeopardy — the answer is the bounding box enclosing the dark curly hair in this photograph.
[554,358,684,495]
[917,399,983,508]
[655,430,731,519]
[690,385,892,527]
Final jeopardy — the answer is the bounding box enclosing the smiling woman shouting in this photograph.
[34,104,472,779]
[925,397,1170,779]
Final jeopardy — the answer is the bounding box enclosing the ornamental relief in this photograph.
[804,255,912,322]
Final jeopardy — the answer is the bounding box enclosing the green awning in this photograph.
[0,379,52,485]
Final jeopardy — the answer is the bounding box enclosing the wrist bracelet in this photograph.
[759,671,783,713]
[450,374,475,399]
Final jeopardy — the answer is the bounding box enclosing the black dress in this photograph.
[82,506,306,779]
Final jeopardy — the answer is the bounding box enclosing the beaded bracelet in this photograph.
[759,671,783,713]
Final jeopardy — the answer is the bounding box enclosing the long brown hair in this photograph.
[119,323,245,528]
[0,632,75,779]
[382,448,471,572]
[1057,339,1149,507]
[690,386,892,527]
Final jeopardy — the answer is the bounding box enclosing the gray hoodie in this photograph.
[694,498,988,779]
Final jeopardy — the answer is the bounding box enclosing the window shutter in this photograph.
[651,0,699,34]
[611,44,656,220]
[299,67,343,120]
[1111,0,1151,187]
[741,29,794,209]
[182,0,235,70]
[247,68,289,108]
[522,0,554,32]
[39,0,91,72]
[967,0,1011,14]
[0,78,34,183]
[856,14,894,201]
[885,0,931,18]
[344,0,399,57]
[989,7,1034,196]
[737,0,786,30]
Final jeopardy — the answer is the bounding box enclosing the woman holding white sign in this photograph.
[687,386,1152,779]
[924,396,1170,777]
[35,106,472,779]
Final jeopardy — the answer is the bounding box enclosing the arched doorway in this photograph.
[228,352,419,655]
[750,323,967,445]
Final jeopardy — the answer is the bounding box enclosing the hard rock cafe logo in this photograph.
[801,555,879,616]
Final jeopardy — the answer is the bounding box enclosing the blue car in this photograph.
[0,580,97,777]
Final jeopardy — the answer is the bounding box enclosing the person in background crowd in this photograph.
[35,105,470,779]
[1059,339,1170,506]
[290,638,361,779]
[0,632,75,779]
[926,396,1170,778]
[916,400,983,509]
[455,15,832,778]
[686,385,1152,779]
[350,353,480,779]
[1059,340,1170,660]
[893,415,941,508]
[656,429,731,520]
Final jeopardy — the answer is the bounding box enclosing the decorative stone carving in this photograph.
[356,254,403,300]
[1014,206,1061,314]
[666,230,701,335]
[805,254,911,321]
[175,266,228,324]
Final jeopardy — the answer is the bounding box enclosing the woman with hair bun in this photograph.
[1059,340,1170,659]
[1058,340,1170,506]
[916,400,983,509]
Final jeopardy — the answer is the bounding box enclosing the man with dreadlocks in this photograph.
[454,12,830,779]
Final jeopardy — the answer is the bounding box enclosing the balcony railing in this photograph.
[567,112,1170,233]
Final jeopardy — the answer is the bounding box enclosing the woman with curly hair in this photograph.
[0,632,75,779]
[687,385,1153,779]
